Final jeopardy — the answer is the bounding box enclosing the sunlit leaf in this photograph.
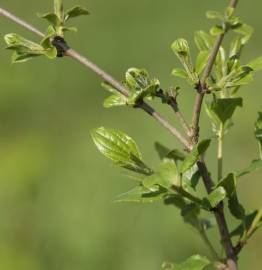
[195,51,210,75]
[143,161,179,190]
[236,159,262,177]
[91,127,152,175]
[205,98,242,125]
[114,185,166,203]
[38,12,61,27]
[248,56,262,72]
[65,6,90,21]
[194,31,213,51]
[171,68,188,79]
[170,255,210,270]
[217,173,245,220]
[202,186,226,209]
[180,140,211,174]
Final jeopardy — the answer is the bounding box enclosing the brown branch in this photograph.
[197,159,237,270]
[191,0,238,144]
[155,89,191,136]
[0,6,191,150]
[190,1,239,269]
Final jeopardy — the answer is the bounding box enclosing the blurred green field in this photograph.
[0,0,261,269]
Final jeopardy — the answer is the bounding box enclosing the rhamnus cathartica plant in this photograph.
[1,0,262,269]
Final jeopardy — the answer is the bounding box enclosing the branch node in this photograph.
[52,36,70,57]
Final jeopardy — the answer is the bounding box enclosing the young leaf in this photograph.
[236,159,262,177]
[114,185,166,203]
[217,173,245,220]
[103,94,127,108]
[180,139,211,174]
[230,209,262,238]
[232,23,254,44]
[210,25,225,36]
[247,56,262,72]
[54,0,64,21]
[206,10,224,20]
[171,68,188,79]
[38,12,61,27]
[170,255,210,270]
[4,33,56,63]
[124,68,160,104]
[202,186,226,209]
[154,142,185,162]
[102,82,128,108]
[90,127,152,175]
[65,6,90,21]
[171,39,198,84]
[143,161,179,190]
[195,51,210,75]
[194,31,213,51]
[205,98,243,125]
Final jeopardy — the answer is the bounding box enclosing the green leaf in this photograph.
[90,127,152,175]
[195,51,210,75]
[103,94,127,108]
[171,255,210,270]
[65,6,90,21]
[181,203,201,229]
[248,56,262,72]
[180,139,211,174]
[125,68,150,90]
[194,31,213,51]
[183,165,201,190]
[232,23,254,44]
[4,33,56,63]
[171,38,190,56]
[102,82,128,108]
[236,159,262,177]
[171,68,188,79]
[210,25,224,36]
[114,185,166,203]
[54,0,64,21]
[230,209,262,238]
[38,12,61,27]
[229,37,243,59]
[206,11,224,20]
[11,52,40,63]
[41,25,57,49]
[202,186,226,209]
[205,98,243,125]
[143,161,179,190]
[217,173,245,220]
[124,68,160,104]
[154,142,185,162]
[171,39,199,84]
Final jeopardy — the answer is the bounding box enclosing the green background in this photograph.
[0,0,261,269]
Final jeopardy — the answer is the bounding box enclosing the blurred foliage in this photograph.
[0,0,262,269]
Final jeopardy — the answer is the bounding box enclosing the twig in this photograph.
[191,0,238,143]
[156,89,191,136]
[0,6,191,150]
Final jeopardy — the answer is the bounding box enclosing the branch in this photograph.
[191,0,238,144]
[197,159,238,270]
[0,6,191,150]
[156,89,191,136]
